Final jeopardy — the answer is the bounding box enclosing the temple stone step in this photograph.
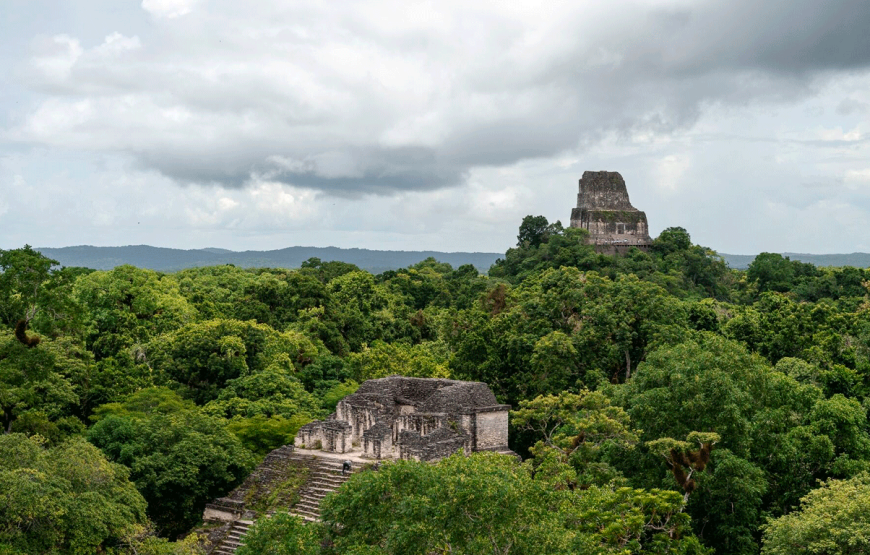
[294,508,320,517]
[311,477,345,484]
[285,457,364,523]
[290,509,320,522]
[304,485,339,494]
[296,499,322,511]
[213,519,254,554]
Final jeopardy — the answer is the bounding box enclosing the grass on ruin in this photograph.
[246,462,311,516]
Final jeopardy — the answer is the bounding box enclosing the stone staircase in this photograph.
[200,448,368,554]
[289,455,357,522]
[210,519,253,555]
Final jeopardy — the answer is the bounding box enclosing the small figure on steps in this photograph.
[342,460,352,476]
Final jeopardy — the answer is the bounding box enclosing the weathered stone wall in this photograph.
[363,422,393,459]
[396,412,448,441]
[578,210,650,242]
[569,171,652,249]
[295,376,516,461]
[399,428,471,461]
[475,409,509,450]
[296,423,323,449]
[575,171,636,211]
[322,421,352,453]
[335,400,379,444]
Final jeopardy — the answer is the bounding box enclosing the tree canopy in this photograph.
[3,218,870,553]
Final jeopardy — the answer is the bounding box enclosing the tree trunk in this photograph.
[625,349,632,380]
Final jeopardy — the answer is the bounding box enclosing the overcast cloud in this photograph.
[2,0,870,255]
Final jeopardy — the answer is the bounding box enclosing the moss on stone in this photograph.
[246,463,310,516]
[596,210,644,223]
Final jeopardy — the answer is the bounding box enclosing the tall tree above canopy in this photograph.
[747,253,796,294]
[517,215,551,248]
[0,246,82,344]
[651,227,692,256]
[0,246,55,330]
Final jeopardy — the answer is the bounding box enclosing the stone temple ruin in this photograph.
[200,377,516,551]
[295,376,515,461]
[570,171,652,253]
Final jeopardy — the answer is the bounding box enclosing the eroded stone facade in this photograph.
[570,171,652,252]
[295,376,514,461]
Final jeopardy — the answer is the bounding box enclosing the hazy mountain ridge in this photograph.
[719,252,870,270]
[34,245,870,273]
[35,245,504,274]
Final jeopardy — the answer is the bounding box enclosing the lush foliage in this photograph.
[0,434,146,555]
[87,389,256,536]
[762,473,870,555]
[239,452,709,555]
[3,217,870,553]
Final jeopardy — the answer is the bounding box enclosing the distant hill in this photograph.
[35,245,504,274]
[720,252,870,270]
[33,245,870,274]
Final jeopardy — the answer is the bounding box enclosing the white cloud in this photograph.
[249,180,317,222]
[95,33,142,57]
[845,169,870,183]
[818,126,862,142]
[141,0,200,19]
[4,1,870,254]
[655,155,691,193]
[11,0,870,197]
[217,197,238,211]
[30,34,82,81]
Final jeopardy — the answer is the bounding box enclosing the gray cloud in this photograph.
[4,0,870,200]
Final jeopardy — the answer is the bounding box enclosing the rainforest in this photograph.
[2,220,870,555]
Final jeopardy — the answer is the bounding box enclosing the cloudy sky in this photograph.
[2,0,870,255]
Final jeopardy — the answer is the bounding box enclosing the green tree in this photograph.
[512,390,638,488]
[239,452,709,555]
[112,525,205,555]
[691,451,767,555]
[347,340,450,382]
[762,473,870,555]
[87,397,255,536]
[226,415,310,457]
[74,265,196,362]
[490,223,605,283]
[747,253,795,293]
[0,331,78,433]
[0,434,147,555]
[0,246,82,343]
[149,319,319,404]
[517,215,551,248]
[235,513,323,555]
[651,227,692,256]
[202,365,321,420]
[320,452,569,555]
[617,334,780,457]
[563,485,711,555]
[451,267,687,405]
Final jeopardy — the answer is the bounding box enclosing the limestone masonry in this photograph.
[570,171,652,252]
[296,376,515,461]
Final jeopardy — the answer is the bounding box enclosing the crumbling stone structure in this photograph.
[296,376,514,461]
[570,171,652,253]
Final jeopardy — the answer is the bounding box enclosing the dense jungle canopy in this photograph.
[3,219,870,554]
